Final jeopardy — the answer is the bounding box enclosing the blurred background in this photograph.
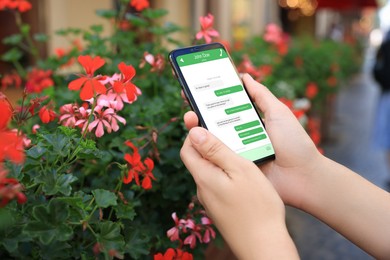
[1,0,389,259]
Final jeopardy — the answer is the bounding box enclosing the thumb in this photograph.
[188,127,248,172]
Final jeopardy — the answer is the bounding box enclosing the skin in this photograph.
[180,74,390,259]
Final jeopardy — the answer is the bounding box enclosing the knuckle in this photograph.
[204,140,224,160]
[179,146,185,160]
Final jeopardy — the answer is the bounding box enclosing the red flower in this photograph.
[154,248,193,260]
[27,96,48,116]
[0,0,32,12]
[195,13,219,43]
[113,62,141,103]
[38,106,56,124]
[68,55,107,100]
[130,0,149,11]
[327,76,338,87]
[0,131,25,164]
[1,71,21,90]
[237,55,260,78]
[0,167,26,208]
[25,69,54,93]
[123,141,156,189]
[0,98,12,130]
[305,82,318,99]
[307,117,321,145]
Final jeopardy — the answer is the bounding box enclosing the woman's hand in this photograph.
[183,74,324,209]
[180,126,299,259]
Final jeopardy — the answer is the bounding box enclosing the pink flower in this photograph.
[32,124,40,134]
[183,233,201,249]
[263,23,289,55]
[59,104,79,127]
[139,52,165,73]
[87,106,126,138]
[166,213,181,241]
[97,91,128,111]
[74,106,91,131]
[196,13,219,43]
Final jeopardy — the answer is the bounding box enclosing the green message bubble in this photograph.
[225,103,252,115]
[239,144,274,161]
[234,120,261,131]
[238,127,264,138]
[242,134,267,145]
[214,85,243,96]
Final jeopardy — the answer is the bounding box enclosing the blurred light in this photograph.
[279,0,288,8]
[287,0,299,8]
[370,29,384,46]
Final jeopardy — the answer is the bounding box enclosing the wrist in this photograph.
[228,221,299,259]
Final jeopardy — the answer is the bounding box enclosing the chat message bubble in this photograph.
[194,80,223,92]
[216,116,242,128]
[205,97,232,111]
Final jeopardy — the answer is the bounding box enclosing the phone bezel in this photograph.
[169,42,275,164]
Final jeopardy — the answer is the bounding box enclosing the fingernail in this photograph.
[189,128,207,144]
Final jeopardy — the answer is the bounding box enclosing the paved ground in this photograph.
[286,46,389,259]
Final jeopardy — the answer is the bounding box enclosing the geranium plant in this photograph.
[0,1,361,259]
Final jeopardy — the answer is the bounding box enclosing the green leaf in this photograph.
[124,13,148,27]
[36,170,77,196]
[40,241,72,259]
[55,197,84,208]
[90,24,103,33]
[96,9,117,19]
[55,27,82,36]
[2,34,23,45]
[41,133,71,157]
[33,33,48,42]
[1,48,23,62]
[23,200,73,245]
[97,221,125,254]
[124,228,150,258]
[115,203,136,220]
[92,189,117,208]
[26,144,47,159]
[56,174,78,196]
[142,8,168,19]
[0,208,14,230]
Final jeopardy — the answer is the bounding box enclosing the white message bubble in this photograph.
[205,97,232,111]
[216,116,242,128]
[194,80,223,92]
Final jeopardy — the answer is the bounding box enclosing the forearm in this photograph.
[301,156,390,259]
[222,221,299,260]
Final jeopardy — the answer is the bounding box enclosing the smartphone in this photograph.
[169,42,275,164]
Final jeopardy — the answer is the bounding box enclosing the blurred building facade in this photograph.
[0,0,381,74]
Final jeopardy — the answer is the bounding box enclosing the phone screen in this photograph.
[170,43,275,163]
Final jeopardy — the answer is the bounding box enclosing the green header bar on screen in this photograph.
[177,48,228,66]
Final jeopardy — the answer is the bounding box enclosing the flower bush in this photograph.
[0,1,360,259]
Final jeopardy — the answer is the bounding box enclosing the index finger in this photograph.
[242,74,284,116]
